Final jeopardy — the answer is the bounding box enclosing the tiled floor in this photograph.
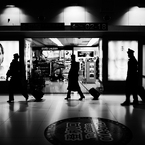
[0,93,145,145]
[43,81,97,93]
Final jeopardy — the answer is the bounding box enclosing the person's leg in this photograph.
[21,91,29,101]
[121,90,130,106]
[20,82,29,101]
[78,87,85,100]
[65,90,71,100]
[121,82,131,106]
[7,80,14,102]
[132,94,138,104]
[132,89,138,104]
[8,91,14,102]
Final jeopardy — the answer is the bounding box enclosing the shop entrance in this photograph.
[24,38,102,94]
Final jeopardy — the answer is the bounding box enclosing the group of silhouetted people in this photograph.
[6,48,140,105]
[65,49,140,105]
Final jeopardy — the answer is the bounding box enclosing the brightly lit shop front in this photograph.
[0,38,141,95]
[24,38,103,94]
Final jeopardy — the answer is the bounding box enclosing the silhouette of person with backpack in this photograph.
[6,53,29,103]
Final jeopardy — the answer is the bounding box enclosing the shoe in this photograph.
[92,97,99,100]
[79,97,85,101]
[121,101,130,106]
[25,96,29,102]
[64,97,70,100]
[7,100,14,103]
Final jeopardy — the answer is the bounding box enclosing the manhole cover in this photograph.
[44,117,132,145]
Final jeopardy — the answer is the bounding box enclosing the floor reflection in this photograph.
[0,94,144,145]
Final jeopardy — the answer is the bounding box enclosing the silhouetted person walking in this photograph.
[65,54,85,100]
[6,53,29,103]
[121,49,138,106]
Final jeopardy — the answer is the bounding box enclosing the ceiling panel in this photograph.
[31,38,95,47]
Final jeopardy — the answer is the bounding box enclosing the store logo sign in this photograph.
[44,117,132,145]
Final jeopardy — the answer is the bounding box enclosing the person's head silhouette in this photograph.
[127,48,134,58]
[13,53,19,60]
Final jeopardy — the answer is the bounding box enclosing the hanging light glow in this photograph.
[49,38,63,46]
[87,38,99,46]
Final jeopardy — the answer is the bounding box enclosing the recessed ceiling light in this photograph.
[6,5,15,8]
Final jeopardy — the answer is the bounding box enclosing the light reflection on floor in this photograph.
[0,93,144,145]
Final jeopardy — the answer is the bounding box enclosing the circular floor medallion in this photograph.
[44,117,132,145]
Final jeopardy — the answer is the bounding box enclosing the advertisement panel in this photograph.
[0,41,19,81]
[108,41,138,81]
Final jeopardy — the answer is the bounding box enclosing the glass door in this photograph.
[24,38,103,94]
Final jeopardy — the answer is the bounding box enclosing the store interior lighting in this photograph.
[49,38,64,46]
[87,38,99,46]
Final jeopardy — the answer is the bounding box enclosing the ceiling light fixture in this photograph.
[49,38,63,46]
[6,5,15,8]
[87,38,99,46]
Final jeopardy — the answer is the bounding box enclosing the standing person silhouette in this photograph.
[121,48,138,106]
[6,53,29,103]
[65,54,85,100]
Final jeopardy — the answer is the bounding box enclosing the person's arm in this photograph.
[6,70,11,81]
[6,63,12,81]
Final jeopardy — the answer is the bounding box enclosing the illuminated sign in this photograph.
[0,41,19,81]
[44,117,132,145]
[108,40,138,81]
[71,23,108,30]
[78,51,94,57]
[21,23,65,30]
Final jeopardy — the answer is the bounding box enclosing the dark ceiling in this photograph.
[2,0,145,47]
[0,0,143,8]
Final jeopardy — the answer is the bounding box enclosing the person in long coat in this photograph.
[121,49,138,106]
[65,54,85,100]
[6,53,29,103]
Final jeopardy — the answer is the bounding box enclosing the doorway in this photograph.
[24,38,103,94]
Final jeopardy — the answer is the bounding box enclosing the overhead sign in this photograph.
[21,23,65,30]
[71,23,108,30]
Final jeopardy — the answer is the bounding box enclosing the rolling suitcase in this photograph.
[137,86,145,102]
[32,90,44,101]
[80,82,100,100]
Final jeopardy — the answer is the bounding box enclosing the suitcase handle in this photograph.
[79,81,89,92]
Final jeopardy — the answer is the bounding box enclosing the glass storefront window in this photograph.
[108,40,138,81]
[24,38,103,94]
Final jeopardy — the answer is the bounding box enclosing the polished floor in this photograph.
[43,80,97,93]
[0,93,145,145]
